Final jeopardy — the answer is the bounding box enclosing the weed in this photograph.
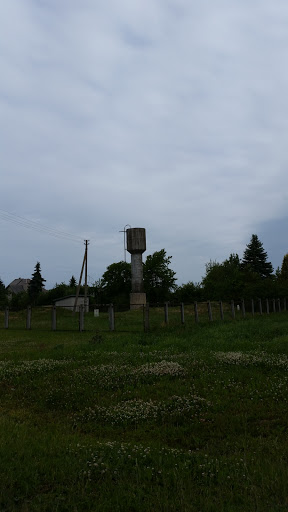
[89,331,104,344]
[0,312,288,511]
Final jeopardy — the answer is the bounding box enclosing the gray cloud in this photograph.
[1,1,288,288]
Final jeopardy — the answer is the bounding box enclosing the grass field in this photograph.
[0,309,288,511]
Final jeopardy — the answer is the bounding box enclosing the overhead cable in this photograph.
[0,209,84,244]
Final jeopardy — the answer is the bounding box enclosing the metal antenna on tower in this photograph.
[119,224,131,262]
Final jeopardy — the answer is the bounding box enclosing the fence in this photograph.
[0,298,287,332]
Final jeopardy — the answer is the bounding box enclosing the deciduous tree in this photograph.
[173,281,202,303]
[143,249,177,303]
[202,254,244,300]
[101,261,131,306]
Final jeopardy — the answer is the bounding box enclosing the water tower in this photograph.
[126,228,146,309]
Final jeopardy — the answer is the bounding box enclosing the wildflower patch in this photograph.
[74,392,209,428]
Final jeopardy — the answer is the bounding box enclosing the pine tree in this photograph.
[279,254,288,280]
[28,262,46,303]
[0,278,7,307]
[242,234,273,278]
[69,275,77,288]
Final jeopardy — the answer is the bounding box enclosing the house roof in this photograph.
[7,278,30,294]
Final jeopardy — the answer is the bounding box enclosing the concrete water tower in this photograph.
[126,228,146,309]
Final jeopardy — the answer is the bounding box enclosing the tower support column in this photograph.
[126,228,146,310]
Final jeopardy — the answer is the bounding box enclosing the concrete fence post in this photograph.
[79,304,84,332]
[180,303,185,325]
[231,300,235,319]
[164,302,169,325]
[26,306,32,330]
[52,305,57,331]
[144,303,150,332]
[207,301,213,322]
[258,298,262,315]
[266,299,270,314]
[109,304,115,331]
[194,302,199,323]
[241,299,246,318]
[219,301,224,321]
[4,307,9,329]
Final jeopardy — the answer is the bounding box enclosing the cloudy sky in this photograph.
[1,0,288,289]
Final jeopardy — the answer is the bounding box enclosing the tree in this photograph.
[9,291,29,311]
[274,253,288,298]
[69,275,77,288]
[28,262,46,304]
[143,249,177,303]
[37,281,85,306]
[241,234,273,278]
[202,254,244,300]
[101,261,131,306]
[98,250,177,306]
[90,278,105,305]
[279,254,288,281]
[0,278,7,308]
[173,281,202,303]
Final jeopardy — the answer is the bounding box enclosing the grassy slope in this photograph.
[0,311,288,511]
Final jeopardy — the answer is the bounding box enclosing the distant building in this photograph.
[7,278,31,297]
[53,295,89,312]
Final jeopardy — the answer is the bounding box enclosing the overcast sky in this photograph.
[1,0,288,289]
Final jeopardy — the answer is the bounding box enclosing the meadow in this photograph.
[0,308,288,511]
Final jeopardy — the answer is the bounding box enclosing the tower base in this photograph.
[130,293,146,310]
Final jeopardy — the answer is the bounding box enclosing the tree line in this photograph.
[175,234,288,303]
[1,234,288,310]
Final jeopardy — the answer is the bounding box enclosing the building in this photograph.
[7,278,31,297]
[53,295,89,312]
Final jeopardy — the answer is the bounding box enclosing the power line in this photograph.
[0,208,84,244]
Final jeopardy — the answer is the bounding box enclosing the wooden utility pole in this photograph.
[73,240,89,313]
[84,240,89,312]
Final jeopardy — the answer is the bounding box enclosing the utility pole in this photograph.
[84,239,89,312]
[73,240,89,313]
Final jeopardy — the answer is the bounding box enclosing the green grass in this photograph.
[0,311,288,511]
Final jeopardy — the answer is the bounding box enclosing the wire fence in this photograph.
[0,297,287,332]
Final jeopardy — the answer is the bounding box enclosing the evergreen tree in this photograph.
[0,278,7,308]
[273,254,288,298]
[28,262,46,303]
[279,254,288,280]
[275,266,281,279]
[241,234,273,278]
[69,275,77,288]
